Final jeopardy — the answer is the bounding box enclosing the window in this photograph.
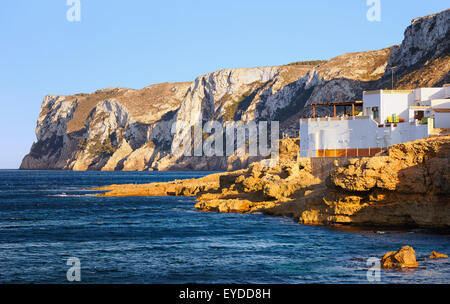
[414,111,424,120]
[372,107,379,119]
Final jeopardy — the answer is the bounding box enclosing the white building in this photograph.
[299,85,450,157]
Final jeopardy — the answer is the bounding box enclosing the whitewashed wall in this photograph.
[363,92,382,108]
[415,88,446,101]
[363,91,414,123]
[435,113,450,128]
[432,99,450,109]
[432,99,450,128]
[299,118,429,157]
[380,93,412,123]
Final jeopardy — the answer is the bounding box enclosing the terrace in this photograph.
[310,100,363,119]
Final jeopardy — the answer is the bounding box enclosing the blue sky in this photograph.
[0,0,448,168]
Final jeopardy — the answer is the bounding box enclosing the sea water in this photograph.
[0,170,448,283]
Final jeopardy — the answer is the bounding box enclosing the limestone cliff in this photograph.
[388,9,450,88]
[21,9,450,171]
[21,84,190,171]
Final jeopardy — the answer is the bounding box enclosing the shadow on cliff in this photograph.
[321,153,449,228]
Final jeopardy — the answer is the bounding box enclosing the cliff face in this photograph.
[21,9,450,171]
[389,10,449,72]
[311,136,450,227]
[21,84,191,171]
[389,9,450,88]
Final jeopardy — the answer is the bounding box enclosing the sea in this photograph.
[0,170,448,284]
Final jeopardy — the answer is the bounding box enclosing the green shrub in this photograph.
[87,136,117,156]
[77,138,88,149]
[223,90,256,121]
[286,60,327,66]
[224,101,240,121]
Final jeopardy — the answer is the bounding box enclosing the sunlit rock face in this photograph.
[388,9,450,70]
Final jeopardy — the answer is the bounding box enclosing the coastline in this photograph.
[94,136,450,229]
[2,168,449,283]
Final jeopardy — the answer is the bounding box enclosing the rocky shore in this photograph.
[95,135,450,229]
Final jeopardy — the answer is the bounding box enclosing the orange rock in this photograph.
[429,251,448,259]
[95,136,450,228]
[381,246,418,269]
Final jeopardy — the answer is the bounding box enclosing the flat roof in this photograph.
[311,101,363,106]
[364,90,381,95]
[410,106,431,109]
[433,108,450,113]
[364,89,413,95]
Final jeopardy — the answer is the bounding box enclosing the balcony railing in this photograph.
[299,147,388,158]
[300,116,370,123]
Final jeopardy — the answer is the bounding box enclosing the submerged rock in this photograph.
[381,246,419,269]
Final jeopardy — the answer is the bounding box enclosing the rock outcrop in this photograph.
[391,10,449,67]
[388,9,450,88]
[194,136,450,228]
[94,171,225,197]
[21,9,450,171]
[381,246,419,269]
[96,136,450,229]
[429,251,448,259]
